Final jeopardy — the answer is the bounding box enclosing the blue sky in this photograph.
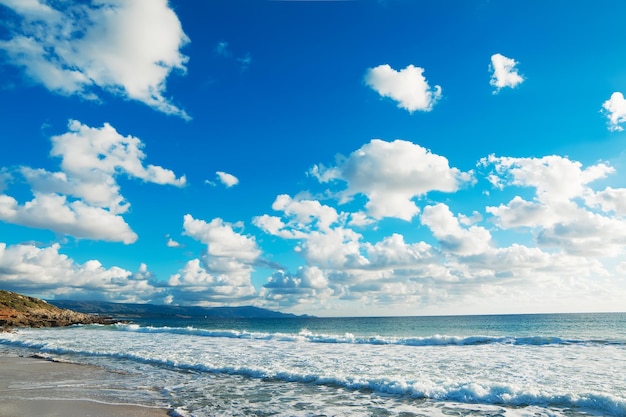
[1,0,626,316]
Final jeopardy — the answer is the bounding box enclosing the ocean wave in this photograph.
[1,335,624,416]
[111,323,621,347]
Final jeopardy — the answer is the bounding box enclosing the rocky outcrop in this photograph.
[0,290,113,331]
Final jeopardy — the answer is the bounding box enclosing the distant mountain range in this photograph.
[48,299,307,319]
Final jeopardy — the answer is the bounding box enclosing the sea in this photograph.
[1,313,625,417]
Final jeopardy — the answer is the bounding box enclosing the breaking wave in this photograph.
[113,323,622,347]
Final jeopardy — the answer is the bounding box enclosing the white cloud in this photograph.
[364,234,435,268]
[253,195,344,239]
[482,154,626,257]
[0,242,164,303]
[252,146,626,314]
[0,120,186,243]
[166,215,261,305]
[216,171,239,187]
[167,259,256,305]
[586,186,626,215]
[166,235,181,248]
[480,154,613,204]
[0,0,190,118]
[489,53,524,93]
[486,197,626,256]
[538,215,626,257]
[300,227,367,270]
[421,203,492,256]
[0,192,138,243]
[0,0,58,20]
[364,64,442,112]
[486,196,555,229]
[50,120,186,207]
[253,214,299,239]
[440,242,613,311]
[183,214,260,263]
[0,240,268,306]
[261,266,332,307]
[255,195,369,270]
[272,194,340,231]
[602,92,626,131]
[254,194,452,311]
[312,139,473,220]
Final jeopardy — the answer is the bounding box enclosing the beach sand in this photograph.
[0,355,172,417]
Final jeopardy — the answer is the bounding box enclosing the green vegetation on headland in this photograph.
[0,290,113,331]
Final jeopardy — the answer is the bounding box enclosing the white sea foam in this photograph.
[1,315,625,417]
[110,322,618,347]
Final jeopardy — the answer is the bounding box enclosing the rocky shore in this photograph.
[0,290,114,331]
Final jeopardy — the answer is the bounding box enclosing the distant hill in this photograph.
[0,290,111,330]
[48,299,305,319]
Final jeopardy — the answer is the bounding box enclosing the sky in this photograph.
[1,0,626,317]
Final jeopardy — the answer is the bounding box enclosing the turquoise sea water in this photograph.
[1,313,625,416]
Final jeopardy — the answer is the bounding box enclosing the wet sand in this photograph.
[0,355,172,417]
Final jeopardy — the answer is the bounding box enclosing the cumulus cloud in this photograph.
[421,203,492,256]
[364,64,442,112]
[252,145,626,314]
[254,193,449,310]
[300,227,367,270]
[486,196,626,256]
[271,194,340,232]
[0,193,138,243]
[166,215,261,305]
[0,240,265,306]
[166,235,181,248]
[602,92,626,131]
[364,234,435,268]
[167,259,257,305]
[0,120,186,243]
[585,186,626,215]
[216,171,239,188]
[261,266,332,307]
[489,53,524,93]
[480,154,613,204]
[0,242,164,302]
[183,214,260,263]
[255,195,368,270]
[481,154,626,257]
[51,120,186,199]
[311,139,473,220]
[0,0,190,118]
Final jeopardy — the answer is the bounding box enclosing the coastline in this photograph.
[0,354,173,417]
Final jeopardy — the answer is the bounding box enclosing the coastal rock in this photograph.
[0,290,113,331]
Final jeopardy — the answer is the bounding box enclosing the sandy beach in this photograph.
[0,355,172,417]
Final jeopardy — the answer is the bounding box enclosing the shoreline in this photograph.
[0,354,174,417]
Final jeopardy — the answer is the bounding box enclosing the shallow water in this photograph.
[1,313,625,416]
